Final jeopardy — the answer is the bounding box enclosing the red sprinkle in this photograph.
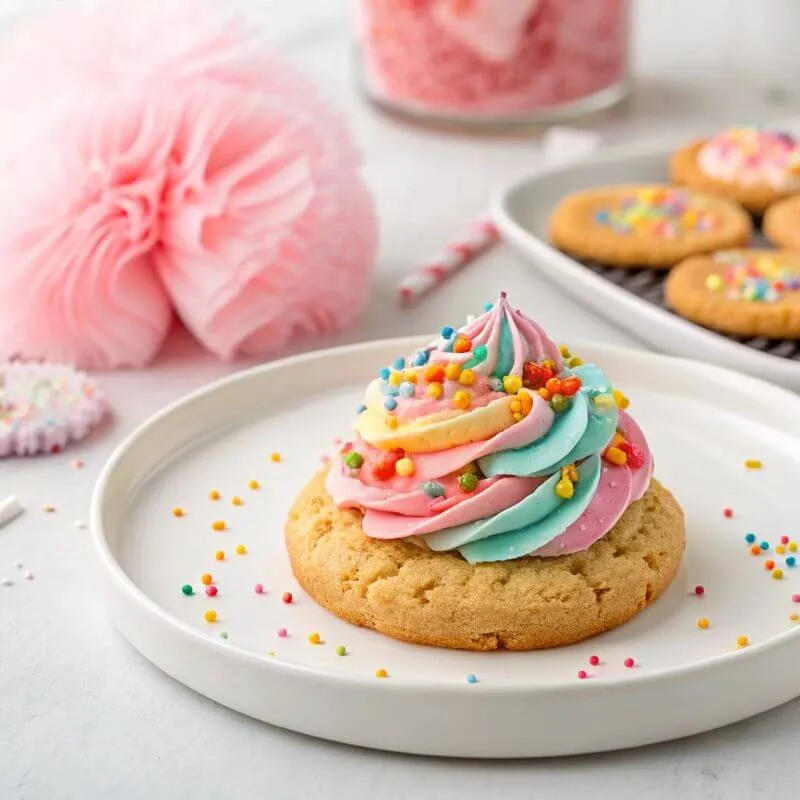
[781,536,790,545]
[765,560,776,571]
[577,670,588,680]
[254,583,264,594]
[618,441,646,469]
[693,585,705,596]
[282,592,293,604]
[206,586,218,597]
[792,594,800,604]
[723,508,733,518]
[277,628,288,638]
[624,657,635,668]
[588,655,600,666]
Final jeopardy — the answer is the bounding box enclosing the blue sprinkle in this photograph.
[441,326,454,339]
[412,351,429,367]
[483,302,493,312]
[488,377,503,392]
[745,533,756,544]
[379,367,391,380]
[386,386,400,397]
[384,397,397,411]
[760,541,770,551]
[356,404,367,414]
[399,382,415,398]
[393,357,406,370]
[787,556,797,568]
[466,674,478,684]
[420,481,445,499]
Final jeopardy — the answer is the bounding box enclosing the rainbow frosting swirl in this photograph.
[327,294,652,564]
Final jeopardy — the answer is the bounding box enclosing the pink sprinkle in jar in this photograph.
[354,0,631,129]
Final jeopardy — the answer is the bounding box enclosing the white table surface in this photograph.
[2,1,799,798]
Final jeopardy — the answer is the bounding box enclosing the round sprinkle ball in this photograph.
[379,367,390,380]
[248,480,259,490]
[201,573,213,586]
[211,520,226,532]
[336,645,347,656]
[760,541,770,551]
[791,542,799,553]
[441,326,454,339]
[235,544,247,555]
[393,357,405,370]
[208,489,221,500]
[204,610,217,623]
[395,458,415,477]
[254,583,265,594]
[232,496,243,506]
[577,670,588,680]
[765,559,776,571]
[750,545,761,556]
[624,657,635,668]
[787,556,797,568]
[181,584,194,596]
[737,635,749,648]
[697,617,710,629]
[384,397,397,411]
[792,594,800,604]
[745,533,756,544]
[781,535,790,545]
[172,507,185,518]
[421,481,445,499]
[214,550,225,561]
[773,569,784,580]
[459,472,479,493]
[777,545,786,555]
[723,508,734,518]
[220,632,228,640]
[693,585,705,596]
[308,632,321,645]
[588,655,600,666]
[282,592,293,604]
[277,628,288,638]
[466,674,478,684]
[270,452,282,463]
[375,668,388,679]
[791,614,800,622]
[206,586,218,597]
[344,451,364,469]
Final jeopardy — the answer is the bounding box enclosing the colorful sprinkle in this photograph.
[181,584,194,596]
[723,508,733,518]
[384,397,397,411]
[201,573,213,586]
[71,458,84,468]
[777,545,785,555]
[248,480,259,490]
[231,496,243,506]
[792,594,800,603]
[379,367,391,380]
[421,480,445,499]
[790,542,799,553]
[781,535,790,545]
[787,556,796,567]
[375,668,388,678]
[750,545,761,556]
[459,369,476,386]
[344,451,364,469]
[736,635,749,648]
[577,670,588,680]
[440,326,454,339]
[209,489,221,500]
[773,569,784,580]
[588,655,600,666]
[707,251,800,303]
[270,452,281,462]
[395,457,415,477]
[760,541,770,551]
[308,632,321,645]
[791,614,800,622]
[235,544,247,555]
[502,375,522,395]
[624,657,635,668]
[220,632,228,640]
[765,560,776,570]
[254,583,265,594]
[745,533,756,544]
[697,617,710,629]
[452,389,471,410]
[214,550,225,561]
[458,472,479,493]
[282,592,293,604]
[206,586,218,597]
[336,645,347,656]
[693,585,705,596]
[277,628,288,637]
[211,520,226,532]
[745,459,763,469]
[204,610,217,623]
[172,507,185,518]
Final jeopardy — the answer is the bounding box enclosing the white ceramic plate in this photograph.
[491,141,800,390]
[92,337,800,758]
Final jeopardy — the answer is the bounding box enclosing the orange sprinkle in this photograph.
[750,544,761,555]
[172,507,185,518]
[790,613,799,622]
[211,520,226,532]
[697,617,710,629]
[201,573,213,586]
[777,545,786,555]
[375,668,388,678]
[248,480,259,490]
[232,496,243,506]
[270,452,281,463]
[208,490,220,500]
[765,559,776,570]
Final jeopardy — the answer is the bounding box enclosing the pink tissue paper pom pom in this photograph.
[0,0,377,368]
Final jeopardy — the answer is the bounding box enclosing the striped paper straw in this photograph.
[397,219,500,305]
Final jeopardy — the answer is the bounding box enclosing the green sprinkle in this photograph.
[459,472,479,493]
[344,451,364,469]
[336,645,346,656]
[550,394,570,413]
[220,631,229,640]
[181,584,194,596]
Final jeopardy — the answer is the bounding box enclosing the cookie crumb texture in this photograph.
[285,471,686,651]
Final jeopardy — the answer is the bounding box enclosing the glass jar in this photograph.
[354,0,631,130]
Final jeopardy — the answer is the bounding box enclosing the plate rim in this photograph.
[91,336,800,701]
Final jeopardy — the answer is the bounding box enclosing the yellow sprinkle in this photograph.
[604,446,627,466]
[502,375,522,395]
[777,545,786,555]
[211,520,226,532]
[509,399,522,414]
[559,344,571,357]
[270,452,281,462]
[426,382,443,400]
[208,490,221,500]
[772,568,784,580]
[395,457,415,477]
[736,635,749,648]
[172,507,185,518]
[232,496,243,506]
[235,544,247,555]
[389,370,403,387]
[201,573,213,585]
[386,415,399,429]
[790,542,798,553]
[555,478,574,500]
[567,357,583,368]
[444,362,462,381]
[790,613,799,622]
[204,610,217,623]
[214,550,225,561]
[248,480,259,490]
[375,668,388,678]
[745,459,762,470]
[612,388,630,410]
[697,617,710,629]
[592,393,615,409]
[404,369,418,384]
[705,274,723,291]
[308,632,321,644]
[458,369,476,386]
[452,390,471,410]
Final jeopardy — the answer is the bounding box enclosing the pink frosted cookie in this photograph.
[0,363,107,456]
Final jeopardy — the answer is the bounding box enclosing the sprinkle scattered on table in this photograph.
[745,459,763,470]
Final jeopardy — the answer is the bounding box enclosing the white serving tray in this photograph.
[491,141,800,390]
[91,337,800,758]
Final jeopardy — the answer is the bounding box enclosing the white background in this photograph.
[2,1,799,798]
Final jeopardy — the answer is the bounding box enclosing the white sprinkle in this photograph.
[0,496,24,530]
[74,520,87,530]
[1,577,13,587]
[12,561,22,569]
